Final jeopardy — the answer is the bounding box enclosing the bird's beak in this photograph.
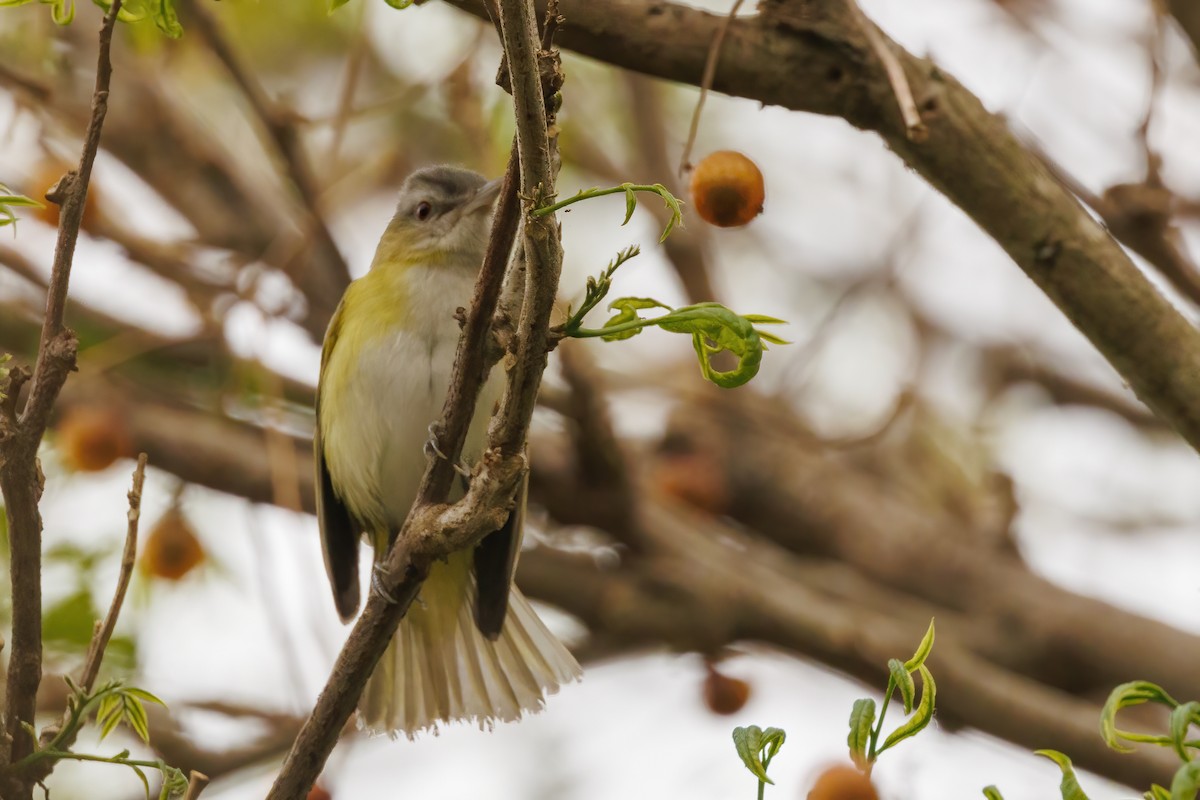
[464,177,504,215]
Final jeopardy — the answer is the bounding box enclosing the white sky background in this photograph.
[3,0,1200,797]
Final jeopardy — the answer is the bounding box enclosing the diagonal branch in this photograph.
[0,0,123,783]
[266,2,563,795]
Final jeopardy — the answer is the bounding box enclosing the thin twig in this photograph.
[678,0,744,177]
[79,453,148,692]
[0,0,123,781]
[182,770,210,800]
[847,0,926,142]
[326,2,369,166]
[27,454,149,785]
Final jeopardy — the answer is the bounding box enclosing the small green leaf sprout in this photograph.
[0,184,44,232]
[4,0,183,36]
[732,725,786,800]
[560,245,787,389]
[532,182,685,242]
[0,0,74,24]
[987,678,1200,800]
[94,0,183,38]
[847,619,936,774]
[6,678,186,799]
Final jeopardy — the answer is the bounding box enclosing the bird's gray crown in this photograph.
[399,165,488,207]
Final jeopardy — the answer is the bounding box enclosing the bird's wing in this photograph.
[472,470,526,640]
[316,300,362,622]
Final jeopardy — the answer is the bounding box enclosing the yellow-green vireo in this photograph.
[315,166,581,736]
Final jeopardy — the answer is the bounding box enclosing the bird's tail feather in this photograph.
[358,550,580,737]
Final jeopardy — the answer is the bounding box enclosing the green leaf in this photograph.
[654,183,685,242]
[130,762,151,800]
[879,664,936,754]
[904,619,936,671]
[123,694,151,743]
[382,0,414,7]
[123,687,166,707]
[982,787,1005,800]
[0,184,46,230]
[1035,750,1091,800]
[1171,761,1200,800]
[43,589,100,650]
[329,0,352,10]
[1146,784,1172,800]
[1101,681,1180,753]
[889,658,915,715]
[622,186,637,226]
[153,0,181,38]
[847,698,875,769]
[654,302,765,388]
[1170,702,1200,762]
[601,297,670,341]
[732,725,786,785]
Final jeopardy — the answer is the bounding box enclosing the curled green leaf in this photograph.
[1035,750,1092,800]
[0,0,75,24]
[879,664,936,754]
[658,302,775,388]
[1101,681,1180,753]
[601,297,671,341]
[1170,702,1200,763]
[1146,784,1171,800]
[982,787,1005,800]
[623,186,637,226]
[905,619,936,672]
[383,0,414,6]
[847,698,875,770]
[888,658,916,715]
[1171,761,1200,800]
[733,725,786,786]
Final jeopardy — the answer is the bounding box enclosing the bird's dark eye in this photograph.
[415,201,433,221]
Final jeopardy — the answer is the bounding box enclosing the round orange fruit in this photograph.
[689,150,764,227]
[702,662,751,715]
[141,507,206,581]
[57,405,132,472]
[808,764,879,800]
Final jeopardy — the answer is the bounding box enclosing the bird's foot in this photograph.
[424,422,472,478]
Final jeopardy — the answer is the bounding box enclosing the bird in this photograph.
[314,165,581,737]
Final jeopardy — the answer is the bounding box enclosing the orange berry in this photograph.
[30,160,100,229]
[57,405,132,472]
[689,150,764,227]
[307,784,333,800]
[651,440,731,516]
[808,764,878,800]
[140,507,206,581]
[702,662,751,715]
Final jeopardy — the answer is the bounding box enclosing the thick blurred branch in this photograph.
[0,3,121,788]
[442,0,1200,454]
[1169,0,1200,58]
[516,508,1179,789]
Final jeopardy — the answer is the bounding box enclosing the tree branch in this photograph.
[442,0,1200,454]
[0,0,122,782]
[266,1,563,795]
